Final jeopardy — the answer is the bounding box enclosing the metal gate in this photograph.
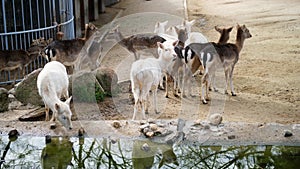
[0,0,75,85]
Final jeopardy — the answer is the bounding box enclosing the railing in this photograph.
[0,0,74,85]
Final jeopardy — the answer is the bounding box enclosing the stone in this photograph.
[141,143,150,152]
[209,113,223,126]
[112,121,121,129]
[149,124,158,131]
[94,67,118,96]
[145,131,154,138]
[0,88,9,112]
[14,68,44,106]
[284,130,293,137]
[228,135,236,139]
[50,123,56,129]
[78,127,85,137]
[70,71,105,102]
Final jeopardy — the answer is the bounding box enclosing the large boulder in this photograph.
[14,68,44,106]
[95,67,118,96]
[0,88,9,112]
[70,71,105,103]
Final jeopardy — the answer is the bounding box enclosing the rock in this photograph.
[94,67,118,96]
[149,124,158,131]
[8,129,19,141]
[139,124,150,132]
[228,135,236,139]
[0,88,9,112]
[50,123,56,129]
[112,121,121,129]
[145,131,154,138]
[284,130,293,137]
[70,71,105,102]
[14,68,44,106]
[208,113,223,126]
[78,127,85,137]
[147,118,155,124]
[141,143,150,152]
[193,119,202,126]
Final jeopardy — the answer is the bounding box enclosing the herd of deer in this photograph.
[0,18,252,129]
[128,20,252,120]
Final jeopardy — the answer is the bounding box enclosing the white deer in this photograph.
[37,61,73,129]
[130,41,178,120]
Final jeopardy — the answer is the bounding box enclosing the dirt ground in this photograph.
[0,0,299,139]
[94,0,300,124]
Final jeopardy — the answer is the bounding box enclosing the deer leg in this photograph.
[181,67,187,98]
[50,110,56,122]
[133,52,140,60]
[164,74,169,98]
[141,99,146,120]
[224,68,230,94]
[45,105,50,121]
[153,87,159,114]
[201,74,209,104]
[229,65,236,96]
[145,93,149,114]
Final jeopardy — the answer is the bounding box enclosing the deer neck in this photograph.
[235,29,245,53]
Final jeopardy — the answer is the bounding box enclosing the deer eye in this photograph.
[62,115,66,120]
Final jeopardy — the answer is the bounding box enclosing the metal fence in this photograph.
[0,0,75,85]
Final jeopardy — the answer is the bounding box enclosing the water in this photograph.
[0,135,300,169]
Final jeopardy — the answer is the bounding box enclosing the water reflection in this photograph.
[0,135,299,169]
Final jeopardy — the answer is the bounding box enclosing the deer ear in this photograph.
[174,26,180,34]
[189,19,196,26]
[215,26,222,33]
[236,23,240,28]
[162,20,168,26]
[157,42,164,49]
[55,103,60,112]
[172,40,179,46]
[65,96,72,106]
[228,26,233,32]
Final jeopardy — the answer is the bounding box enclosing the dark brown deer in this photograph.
[44,23,98,74]
[109,26,166,60]
[185,24,252,104]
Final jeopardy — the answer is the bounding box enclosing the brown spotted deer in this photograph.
[44,23,98,73]
[109,26,166,60]
[0,50,33,84]
[185,24,252,104]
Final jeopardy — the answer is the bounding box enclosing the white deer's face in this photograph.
[55,97,73,130]
[157,41,178,62]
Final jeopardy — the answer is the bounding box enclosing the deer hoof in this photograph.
[165,95,169,98]
[202,100,208,104]
[155,111,160,114]
[231,92,237,96]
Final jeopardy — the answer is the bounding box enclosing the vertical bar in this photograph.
[2,0,8,49]
[12,0,18,49]
[49,0,52,24]
[29,0,33,40]
[36,0,40,38]
[52,0,56,23]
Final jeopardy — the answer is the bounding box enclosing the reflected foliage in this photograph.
[0,135,300,169]
[176,144,300,169]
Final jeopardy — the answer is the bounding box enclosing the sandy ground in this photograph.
[95,0,300,124]
[0,0,299,142]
